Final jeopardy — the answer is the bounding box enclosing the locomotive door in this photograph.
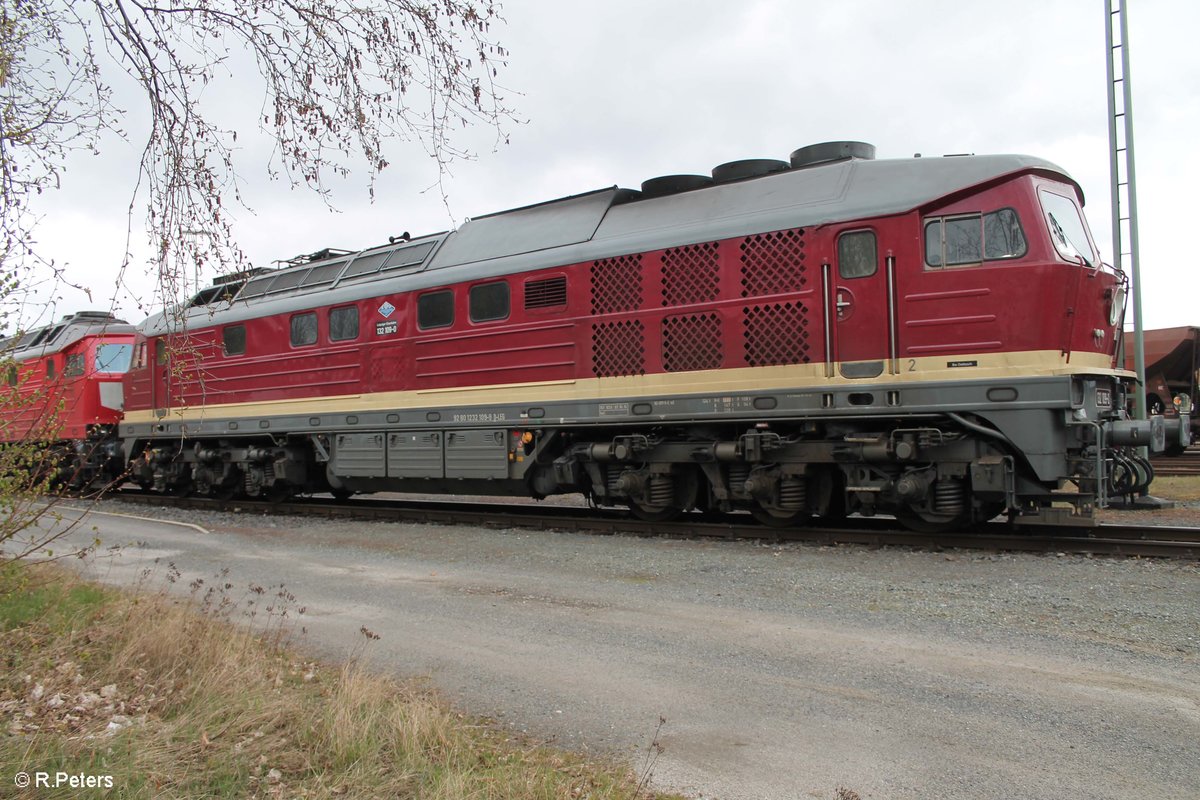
[152,337,169,414]
[830,228,893,378]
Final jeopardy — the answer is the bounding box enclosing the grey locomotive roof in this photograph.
[1,312,133,363]
[143,152,1074,335]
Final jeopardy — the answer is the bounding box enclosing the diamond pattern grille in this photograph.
[743,303,811,366]
[662,313,723,372]
[739,229,806,297]
[590,255,643,314]
[591,320,645,377]
[661,242,719,306]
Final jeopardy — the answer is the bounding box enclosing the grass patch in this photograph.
[1,563,680,799]
[1148,475,1200,502]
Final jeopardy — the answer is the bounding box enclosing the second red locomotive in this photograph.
[0,312,136,489]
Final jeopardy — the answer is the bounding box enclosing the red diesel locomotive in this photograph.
[0,312,136,489]
[119,142,1189,529]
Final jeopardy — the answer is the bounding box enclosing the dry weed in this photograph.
[1,563,674,799]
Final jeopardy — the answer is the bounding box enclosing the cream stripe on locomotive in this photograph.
[124,349,1128,426]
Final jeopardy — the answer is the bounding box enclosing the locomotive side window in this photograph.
[984,208,1027,259]
[155,339,168,365]
[329,306,359,341]
[290,312,318,347]
[64,353,85,377]
[924,208,1027,268]
[837,230,878,278]
[1038,189,1096,265]
[223,325,246,355]
[469,281,510,323]
[418,290,454,330]
[46,359,56,380]
[133,342,146,370]
[5,365,15,386]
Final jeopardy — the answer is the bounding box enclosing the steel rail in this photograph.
[101,491,1200,560]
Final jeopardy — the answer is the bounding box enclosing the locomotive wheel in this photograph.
[626,468,698,523]
[894,507,969,534]
[331,488,354,503]
[750,505,810,528]
[627,499,684,523]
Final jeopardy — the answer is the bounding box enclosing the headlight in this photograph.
[1108,286,1126,326]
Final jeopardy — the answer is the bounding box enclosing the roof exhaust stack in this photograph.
[790,141,876,169]
[711,158,789,184]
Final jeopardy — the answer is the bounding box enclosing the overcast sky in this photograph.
[27,0,1200,330]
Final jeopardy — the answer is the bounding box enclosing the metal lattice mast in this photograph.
[1105,0,1147,421]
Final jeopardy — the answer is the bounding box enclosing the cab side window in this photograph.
[64,353,85,377]
[925,208,1027,268]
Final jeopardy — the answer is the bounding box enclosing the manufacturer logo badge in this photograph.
[378,301,396,318]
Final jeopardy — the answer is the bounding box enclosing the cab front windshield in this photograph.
[95,343,134,373]
[1039,188,1099,268]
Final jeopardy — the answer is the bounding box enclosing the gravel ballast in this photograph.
[42,497,1200,800]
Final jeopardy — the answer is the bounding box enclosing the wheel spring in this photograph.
[606,468,623,496]
[648,474,674,507]
[245,463,274,494]
[933,479,966,515]
[728,464,749,493]
[778,476,806,510]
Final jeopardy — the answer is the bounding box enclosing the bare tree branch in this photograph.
[0,0,515,555]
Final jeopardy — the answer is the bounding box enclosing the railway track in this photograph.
[1152,444,1200,477]
[106,491,1200,560]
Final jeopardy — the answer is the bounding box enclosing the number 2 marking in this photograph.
[907,359,916,372]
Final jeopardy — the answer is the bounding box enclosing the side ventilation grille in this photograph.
[661,242,719,306]
[743,302,811,366]
[739,229,806,297]
[525,276,567,309]
[591,320,645,377]
[662,313,723,372]
[590,255,643,314]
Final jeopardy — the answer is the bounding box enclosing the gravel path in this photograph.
[39,498,1200,800]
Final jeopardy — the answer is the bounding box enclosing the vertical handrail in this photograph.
[886,255,898,374]
[822,261,835,378]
